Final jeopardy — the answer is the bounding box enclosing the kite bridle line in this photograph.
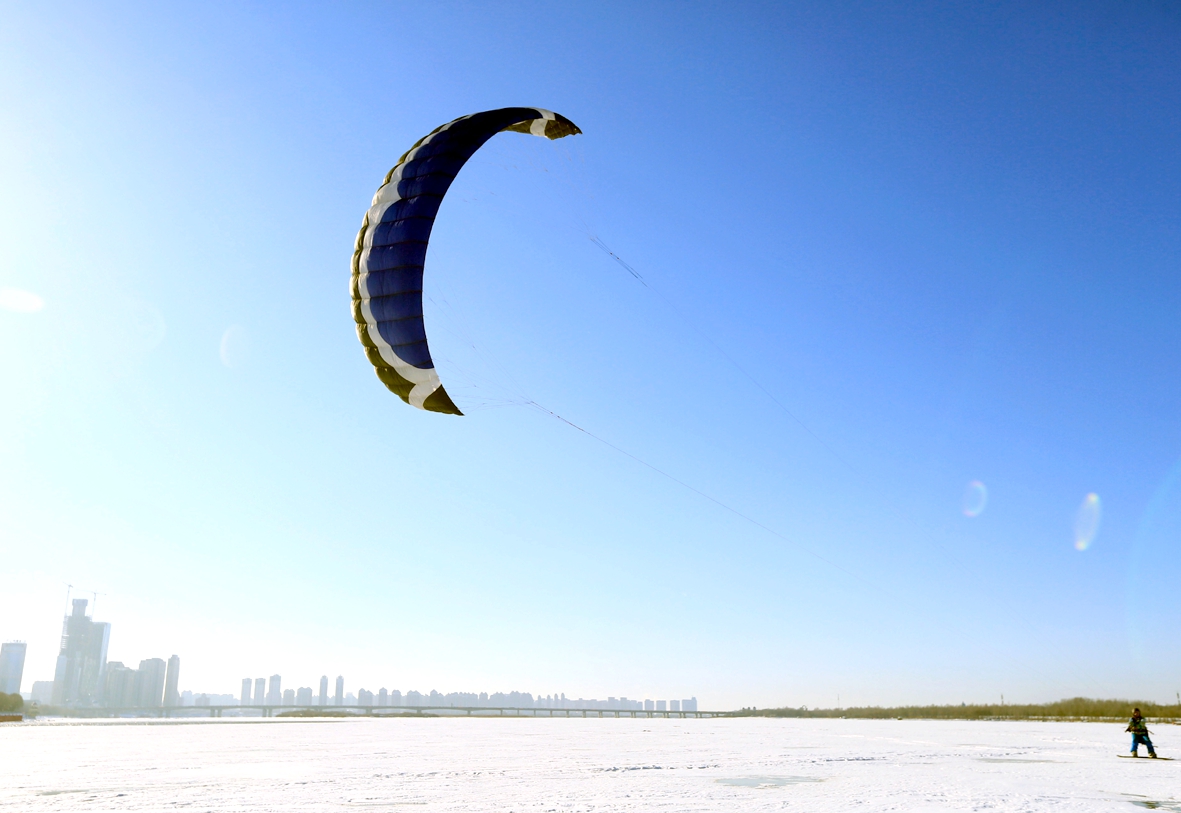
[571,235,1109,699]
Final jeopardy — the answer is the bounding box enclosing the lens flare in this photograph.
[1074,493,1101,551]
[962,480,988,517]
[219,325,250,368]
[0,287,44,313]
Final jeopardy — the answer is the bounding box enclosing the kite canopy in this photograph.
[351,107,581,414]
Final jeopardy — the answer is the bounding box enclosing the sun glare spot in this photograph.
[962,480,987,517]
[0,287,44,313]
[1074,493,1101,551]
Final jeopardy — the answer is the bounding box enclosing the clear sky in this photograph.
[2,1,1179,710]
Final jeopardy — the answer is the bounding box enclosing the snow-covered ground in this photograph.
[0,716,1175,811]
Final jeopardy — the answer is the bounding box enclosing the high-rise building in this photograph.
[296,686,313,705]
[51,599,111,707]
[656,700,666,711]
[282,688,295,705]
[682,697,698,712]
[267,675,281,705]
[30,681,54,705]
[670,699,680,712]
[163,655,181,707]
[0,642,27,694]
[358,688,373,706]
[137,658,167,708]
[334,675,344,706]
[644,699,654,711]
[102,662,137,707]
[241,678,253,705]
[377,688,388,707]
[319,675,328,706]
[254,678,266,706]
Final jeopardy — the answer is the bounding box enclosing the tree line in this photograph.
[731,697,1179,721]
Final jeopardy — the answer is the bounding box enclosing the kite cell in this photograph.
[351,107,582,414]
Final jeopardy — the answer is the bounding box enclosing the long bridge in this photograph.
[60,704,726,719]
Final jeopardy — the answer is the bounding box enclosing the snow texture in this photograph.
[0,717,1175,811]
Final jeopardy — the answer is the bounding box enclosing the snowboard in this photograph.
[1118,754,1173,760]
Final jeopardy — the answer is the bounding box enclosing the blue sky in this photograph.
[2,1,1179,709]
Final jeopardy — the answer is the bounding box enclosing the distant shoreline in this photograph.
[13,697,1179,724]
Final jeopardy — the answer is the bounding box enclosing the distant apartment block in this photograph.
[30,680,54,705]
[670,700,680,712]
[241,678,252,705]
[0,642,27,694]
[163,655,181,707]
[254,678,266,706]
[267,675,281,705]
[335,676,344,706]
[319,675,328,706]
[137,659,167,708]
[656,700,666,711]
[103,662,136,707]
[296,686,313,705]
[682,697,697,712]
[644,699,654,711]
[283,688,295,705]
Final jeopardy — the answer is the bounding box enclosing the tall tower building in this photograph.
[0,642,27,694]
[254,677,266,707]
[51,599,111,707]
[241,678,253,705]
[319,675,328,706]
[137,659,168,708]
[163,655,181,707]
[334,675,344,706]
[267,674,282,705]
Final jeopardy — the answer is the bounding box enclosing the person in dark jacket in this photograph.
[1127,708,1157,758]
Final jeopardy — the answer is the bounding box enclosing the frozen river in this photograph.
[0,716,1176,811]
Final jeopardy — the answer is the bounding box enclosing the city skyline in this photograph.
[5,591,704,711]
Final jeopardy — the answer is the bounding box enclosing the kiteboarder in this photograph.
[1127,708,1157,758]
